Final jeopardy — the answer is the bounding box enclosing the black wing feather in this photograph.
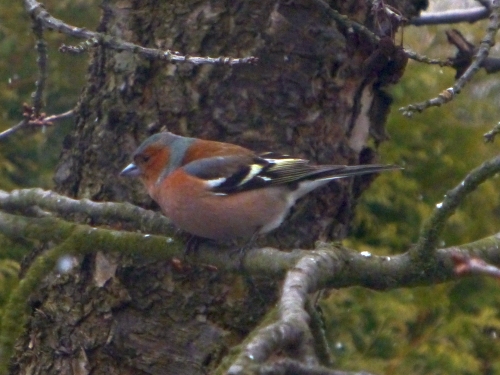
[182,153,400,194]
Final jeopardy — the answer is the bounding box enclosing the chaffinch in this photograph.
[121,132,400,241]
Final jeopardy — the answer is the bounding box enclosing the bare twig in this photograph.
[0,109,74,141]
[0,120,29,141]
[59,40,97,54]
[410,7,491,26]
[31,18,47,117]
[371,0,408,25]
[316,1,449,71]
[484,122,500,142]
[41,109,74,123]
[314,0,380,45]
[451,252,500,278]
[0,9,73,142]
[400,0,500,116]
[411,154,500,261]
[403,48,452,66]
[24,0,257,65]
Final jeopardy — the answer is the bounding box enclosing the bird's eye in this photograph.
[136,154,151,164]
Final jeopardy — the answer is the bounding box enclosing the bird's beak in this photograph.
[120,163,141,177]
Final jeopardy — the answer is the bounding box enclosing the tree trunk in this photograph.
[10,1,426,374]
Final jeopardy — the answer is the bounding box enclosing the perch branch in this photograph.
[1,208,500,373]
[0,188,170,235]
[2,188,500,286]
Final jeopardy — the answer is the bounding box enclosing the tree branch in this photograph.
[484,121,500,142]
[247,358,377,375]
[313,0,379,45]
[0,188,171,234]
[30,18,47,117]
[411,154,500,261]
[0,188,500,374]
[0,109,74,141]
[410,7,491,26]
[403,48,451,66]
[24,0,257,66]
[2,187,500,286]
[400,0,500,116]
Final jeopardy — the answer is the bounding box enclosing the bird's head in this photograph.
[120,132,194,189]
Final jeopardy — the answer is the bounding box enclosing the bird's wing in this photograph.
[182,153,400,194]
[182,154,273,193]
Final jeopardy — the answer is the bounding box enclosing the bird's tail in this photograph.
[290,164,402,200]
[311,164,402,180]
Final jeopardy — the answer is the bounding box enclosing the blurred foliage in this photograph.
[1,2,500,375]
[0,0,99,339]
[338,19,500,375]
[0,0,99,190]
[0,258,20,322]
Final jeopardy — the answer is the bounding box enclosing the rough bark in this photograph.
[10,1,427,374]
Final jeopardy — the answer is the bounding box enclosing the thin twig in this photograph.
[59,40,97,54]
[371,0,408,24]
[31,18,47,117]
[0,120,29,141]
[41,109,74,123]
[404,48,452,66]
[316,1,449,70]
[483,121,500,142]
[24,0,257,65]
[411,154,500,261]
[314,0,380,45]
[410,6,490,26]
[400,0,500,117]
[0,109,74,141]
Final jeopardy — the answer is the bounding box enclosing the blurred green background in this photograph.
[340,20,500,375]
[0,0,99,349]
[1,2,500,374]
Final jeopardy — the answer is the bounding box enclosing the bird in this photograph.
[120,132,400,241]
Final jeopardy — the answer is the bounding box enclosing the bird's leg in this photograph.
[184,235,203,257]
[184,235,218,258]
[229,231,260,270]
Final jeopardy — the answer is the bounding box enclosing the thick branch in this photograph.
[0,188,171,235]
[1,209,500,373]
[228,251,339,373]
[247,358,376,375]
[2,189,500,286]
